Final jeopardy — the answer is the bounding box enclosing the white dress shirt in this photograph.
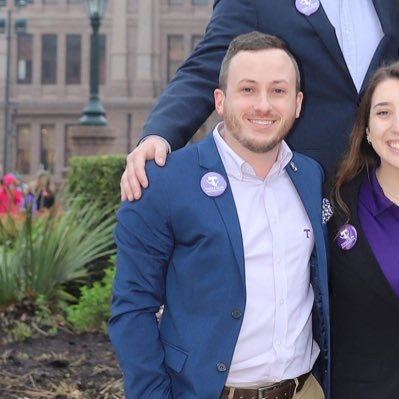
[213,124,319,387]
[321,0,383,92]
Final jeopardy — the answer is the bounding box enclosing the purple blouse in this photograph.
[359,168,399,298]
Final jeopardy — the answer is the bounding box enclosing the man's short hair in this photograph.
[219,31,301,92]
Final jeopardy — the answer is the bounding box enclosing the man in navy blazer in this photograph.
[109,32,330,399]
[121,0,399,200]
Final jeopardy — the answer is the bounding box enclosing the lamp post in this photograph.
[80,0,108,126]
[1,0,27,174]
[2,8,12,175]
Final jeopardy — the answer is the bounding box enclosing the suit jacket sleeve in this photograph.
[142,0,258,150]
[109,165,174,399]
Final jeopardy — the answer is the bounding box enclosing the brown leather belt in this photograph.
[220,372,311,399]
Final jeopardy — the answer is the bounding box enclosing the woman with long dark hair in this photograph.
[330,61,399,398]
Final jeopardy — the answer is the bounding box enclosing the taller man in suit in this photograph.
[109,32,330,399]
[121,0,399,200]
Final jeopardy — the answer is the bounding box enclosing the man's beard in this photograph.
[223,108,295,154]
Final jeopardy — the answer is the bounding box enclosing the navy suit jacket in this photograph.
[109,133,330,399]
[143,0,399,177]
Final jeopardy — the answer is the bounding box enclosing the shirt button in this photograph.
[231,309,242,319]
[279,299,284,305]
[217,363,227,372]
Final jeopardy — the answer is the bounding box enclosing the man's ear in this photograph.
[214,88,225,117]
[295,91,304,119]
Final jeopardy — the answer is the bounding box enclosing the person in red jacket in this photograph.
[0,174,23,215]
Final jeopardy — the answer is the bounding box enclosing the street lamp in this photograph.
[80,0,108,126]
[1,0,27,174]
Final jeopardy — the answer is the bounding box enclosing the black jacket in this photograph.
[330,174,399,399]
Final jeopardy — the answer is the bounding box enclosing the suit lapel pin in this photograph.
[290,161,298,172]
[200,172,227,197]
[295,0,320,16]
[336,224,357,250]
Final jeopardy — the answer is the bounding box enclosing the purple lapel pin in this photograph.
[336,224,358,250]
[295,0,320,16]
[200,172,227,197]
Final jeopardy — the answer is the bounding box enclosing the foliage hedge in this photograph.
[66,155,126,209]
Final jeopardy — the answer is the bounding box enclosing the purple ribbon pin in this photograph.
[200,172,227,197]
[295,0,320,16]
[336,224,357,251]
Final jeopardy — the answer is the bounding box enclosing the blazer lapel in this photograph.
[286,155,328,284]
[197,134,245,282]
[294,0,349,78]
[294,0,398,94]
[373,0,393,35]
[360,0,397,93]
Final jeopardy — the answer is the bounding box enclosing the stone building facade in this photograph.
[0,0,215,181]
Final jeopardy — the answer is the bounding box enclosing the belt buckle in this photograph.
[257,382,280,399]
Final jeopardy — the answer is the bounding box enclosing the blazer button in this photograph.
[231,309,242,319]
[217,363,227,372]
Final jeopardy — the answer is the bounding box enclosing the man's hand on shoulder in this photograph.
[120,136,169,202]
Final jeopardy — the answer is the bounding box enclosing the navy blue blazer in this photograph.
[109,133,330,399]
[143,0,399,177]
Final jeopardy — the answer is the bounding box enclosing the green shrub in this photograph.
[66,155,125,209]
[66,257,115,332]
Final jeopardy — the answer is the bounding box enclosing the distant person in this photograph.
[120,0,399,200]
[20,182,38,215]
[0,173,23,215]
[109,32,330,399]
[34,173,55,211]
[330,61,399,399]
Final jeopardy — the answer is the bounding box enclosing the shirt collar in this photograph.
[212,122,293,181]
[360,165,397,216]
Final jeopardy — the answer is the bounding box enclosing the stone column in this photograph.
[132,0,154,98]
[109,0,128,96]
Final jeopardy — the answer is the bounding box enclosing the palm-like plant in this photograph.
[0,199,115,308]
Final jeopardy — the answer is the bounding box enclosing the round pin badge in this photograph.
[200,172,227,197]
[336,224,357,250]
[295,0,320,16]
